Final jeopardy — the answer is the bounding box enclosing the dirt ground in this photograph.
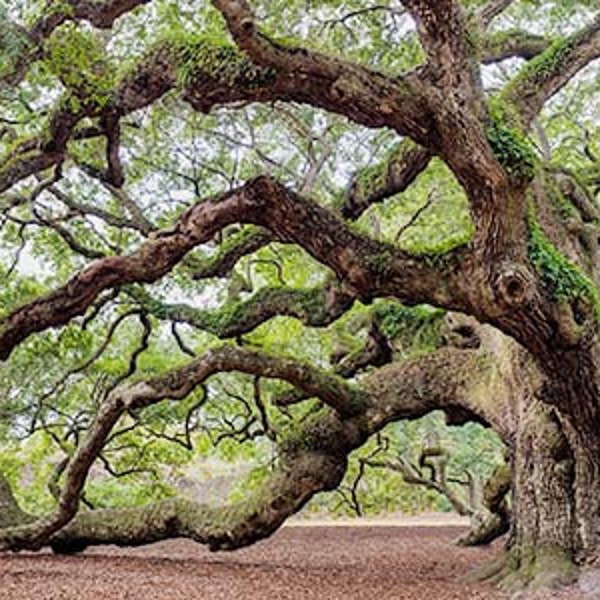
[0,523,592,599]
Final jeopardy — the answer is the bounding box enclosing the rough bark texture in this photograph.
[1,0,600,593]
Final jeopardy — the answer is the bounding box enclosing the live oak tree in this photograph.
[0,0,599,592]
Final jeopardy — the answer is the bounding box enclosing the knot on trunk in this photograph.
[495,263,535,308]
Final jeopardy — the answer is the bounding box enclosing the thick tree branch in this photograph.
[334,321,393,378]
[209,0,433,144]
[457,462,511,546]
[363,346,515,441]
[391,4,531,272]
[502,14,600,127]
[0,175,468,361]
[68,0,152,29]
[342,140,432,220]
[47,454,343,554]
[127,280,355,338]
[401,0,478,98]
[0,28,435,195]
[482,31,551,64]
[0,343,365,550]
[1,343,512,553]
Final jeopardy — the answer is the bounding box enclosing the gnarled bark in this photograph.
[2,1,600,593]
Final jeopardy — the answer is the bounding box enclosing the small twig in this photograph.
[395,189,438,242]
[171,322,196,358]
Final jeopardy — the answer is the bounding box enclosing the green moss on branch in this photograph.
[158,32,276,88]
[43,23,114,109]
[486,101,537,181]
[504,36,575,101]
[527,214,600,322]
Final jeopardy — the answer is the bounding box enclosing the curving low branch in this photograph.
[0,343,366,551]
[363,453,510,546]
[48,451,346,554]
[0,341,511,553]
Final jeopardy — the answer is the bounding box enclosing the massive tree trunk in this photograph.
[481,355,600,590]
[506,399,579,589]
[1,1,600,594]
[496,408,600,591]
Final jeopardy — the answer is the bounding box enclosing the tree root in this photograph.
[466,546,580,594]
[456,511,509,547]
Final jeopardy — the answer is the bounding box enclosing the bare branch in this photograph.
[363,454,474,515]
[35,309,143,408]
[395,189,437,242]
[46,185,152,235]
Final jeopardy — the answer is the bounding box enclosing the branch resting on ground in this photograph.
[0,344,509,552]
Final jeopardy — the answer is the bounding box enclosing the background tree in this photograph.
[0,0,599,592]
